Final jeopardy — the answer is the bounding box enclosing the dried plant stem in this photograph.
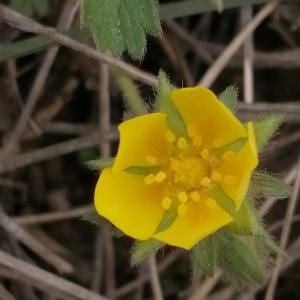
[0,250,109,300]
[1,0,80,160]
[265,154,300,299]
[149,254,164,300]
[198,1,278,88]
[0,4,158,88]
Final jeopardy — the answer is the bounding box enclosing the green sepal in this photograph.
[155,71,187,138]
[225,198,264,236]
[83,209,108,226]
[210,0,224,12]
[249,171,291,199]
[218,86,237,112]
[111,227,125,238]
[85,157,115,171]
[130,238,165,266]
[217,231,264,287]
[212,137,247,158]
[191,235,216,277]
[81,0,161,59]
[155,202,178,233]
[252,113,282,152]
[113,70,148,116]
[209,184,237,218]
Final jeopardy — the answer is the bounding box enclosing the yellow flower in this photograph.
[94,87,258,250]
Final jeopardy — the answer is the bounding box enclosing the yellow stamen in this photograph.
[162,197,172,209]
[190,191,200,202]
[178,191,188,203]
[165,130,176,143]
[155,171,166,182]
[144,174,155,185]
[206,198,217,209]
[187,124,197,138]
[211,171,223,181]
[193,136,202,147]
[201,176,211,186]
[223,175,237,185]
[213,138,225,148]
[178,203,188,215]
[177,137,187,150]
[146,155,157,164]
[200,148,209,160]
[222,151,234,162]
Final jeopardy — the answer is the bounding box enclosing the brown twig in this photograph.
[0,209,73,274]
[1,0,80,160]
[0,129,119,174]
[265,153,300,299]
[0,4,159,88]
[0,251,109,300]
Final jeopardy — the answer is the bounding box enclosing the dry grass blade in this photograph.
[265,153,300,299]
[0,250,109,300]
[0,209,73,274]
[198,1,278,88]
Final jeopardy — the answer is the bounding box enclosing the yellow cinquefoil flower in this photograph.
[95,87,258,250]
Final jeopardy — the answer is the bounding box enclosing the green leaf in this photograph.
[130,239,165,266]
[83,209,108,226]
[218,86,238,112]
[85,157,115,170]
[249,172,291,199]
[252,113,282,152]
[210,0,223,12]
[81,0,161,59]
[217,232,264,286]
[10,0,47,17]
[155,70,187,138]
[191,235,216,277]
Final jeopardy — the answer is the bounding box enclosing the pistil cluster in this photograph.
[144,124,237,216]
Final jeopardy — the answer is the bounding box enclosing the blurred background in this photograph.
[0,0,300,299]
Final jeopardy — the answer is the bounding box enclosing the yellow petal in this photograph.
[152,200,232,249]
[219,122,258,210]
[95,168,168,240]
[172,87,247,149]
[113,113,173,172]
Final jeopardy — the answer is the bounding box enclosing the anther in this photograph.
[201,177,211,186]
[178,203,188,215]
[178,191,188,203]
[190,191,200,202]
[211,171,222,181]
[206,198,217,209]
[222,151,234,162]
[200,148,209,160]
[144,174,155,185]
[165,130,176,143]
[193,136,202,147]
[223,175,237,185]
[187,125,197,138]
[162,197,172,209]
[213,138,225,148]
[177,137,187,150]
[155,171,166,182]
[146,155,157,164]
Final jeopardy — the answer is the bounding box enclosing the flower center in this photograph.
[144,125,238,216]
